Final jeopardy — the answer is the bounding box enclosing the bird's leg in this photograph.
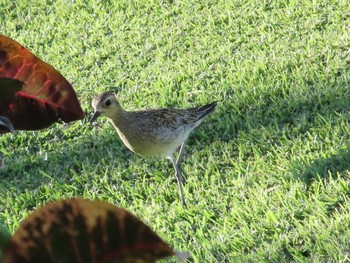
[177,140,187,165]
[176,140,187,184]
[170,156,187,207]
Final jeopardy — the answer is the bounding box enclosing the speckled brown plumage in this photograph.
[90,91,217,206]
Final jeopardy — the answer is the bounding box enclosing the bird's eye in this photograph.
[105,99,111,106]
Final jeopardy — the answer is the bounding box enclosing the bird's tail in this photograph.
[194,101,218,120]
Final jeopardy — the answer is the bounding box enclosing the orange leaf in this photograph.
[2,198,188,263]
[0,35,84,133]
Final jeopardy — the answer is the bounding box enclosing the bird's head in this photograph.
[90,92,122,124]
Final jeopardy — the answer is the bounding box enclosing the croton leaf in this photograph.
[2,198,189,263]
[0,34,84,133]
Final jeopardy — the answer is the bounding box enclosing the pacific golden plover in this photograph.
[90,92,217,206]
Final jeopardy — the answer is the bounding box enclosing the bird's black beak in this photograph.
[90,111,101,124]
[0,116,15,134]
[8,125,15,134]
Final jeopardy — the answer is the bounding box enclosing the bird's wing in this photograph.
[131,108,199,129]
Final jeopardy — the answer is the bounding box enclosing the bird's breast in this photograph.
[115,125,193,158]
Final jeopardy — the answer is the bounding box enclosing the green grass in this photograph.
[1,0,350,261]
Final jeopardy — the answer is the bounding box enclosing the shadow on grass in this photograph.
[212,67,350,143]
[290,142,350,223]
[2,65,350,192]
[0,120,177,194]
[292,143,350,187]
[0,126,133,192]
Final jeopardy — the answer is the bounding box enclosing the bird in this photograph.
[90,91,217,206]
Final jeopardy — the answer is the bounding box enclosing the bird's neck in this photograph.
[108,110,137,152]
[108,107,129,129]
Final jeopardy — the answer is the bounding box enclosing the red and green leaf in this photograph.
[2,198,188,263]
[0,34,84,133]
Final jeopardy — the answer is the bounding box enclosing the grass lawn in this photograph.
[1,0,350,262]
